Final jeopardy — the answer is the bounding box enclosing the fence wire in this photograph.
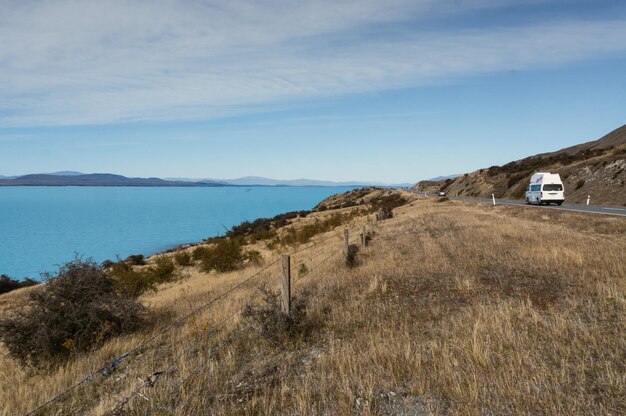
[25,224,372,416]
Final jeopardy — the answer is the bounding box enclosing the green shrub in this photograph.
[109,262,155,298]
[198,239,245,273]
[109,257,177,298]
[192,246,209,260]
[150,256,176,283]
[174,251,192,266]
[0,258,145,366]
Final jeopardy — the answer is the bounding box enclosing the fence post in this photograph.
[344,229,349,257]
[586,195,590,205]
[281,255,291,315]
[492,194,496,206]
[361,225,367,246]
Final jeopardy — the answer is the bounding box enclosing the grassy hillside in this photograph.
[415,124,626,205]
[0,190,624,415]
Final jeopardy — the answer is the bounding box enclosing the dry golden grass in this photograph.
[1,196,624,415]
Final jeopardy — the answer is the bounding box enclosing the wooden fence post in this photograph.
[361,225,367,246]
[343,229,349,257]
[281,255,291,314]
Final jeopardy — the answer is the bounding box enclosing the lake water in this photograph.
[0,186,354,280]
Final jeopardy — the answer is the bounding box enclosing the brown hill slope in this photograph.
[415,124,626,205]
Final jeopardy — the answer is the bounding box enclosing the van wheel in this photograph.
[526,198,530,205]
[537,199,542,205]
[557,201,563,206]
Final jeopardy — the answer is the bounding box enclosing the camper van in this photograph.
[525,172,564,205]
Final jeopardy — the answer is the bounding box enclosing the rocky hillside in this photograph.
[415,124,626,205]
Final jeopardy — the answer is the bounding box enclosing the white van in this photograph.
[525,172,565,205]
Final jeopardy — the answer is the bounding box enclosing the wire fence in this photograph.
[24,223,374,416]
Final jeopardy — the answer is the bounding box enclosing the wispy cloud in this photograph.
[1,0,625,127]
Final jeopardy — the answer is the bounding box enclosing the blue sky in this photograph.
[1,0,625,183]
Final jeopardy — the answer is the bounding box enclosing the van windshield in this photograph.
[543,184,563,191]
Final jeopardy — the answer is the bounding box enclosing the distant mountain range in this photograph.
[0,173,224,187]
[0,172,410,187]
[166,176,412,187]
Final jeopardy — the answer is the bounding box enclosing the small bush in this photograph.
[576,179,585,190]
[436,197,450,203]
[0,258,145,366]
[125,254,145,266]
[174,251,192,266]
[241,287,324,347]
[150,256,176,283]
[0,275,39,295]
[345,244,359,268]
[198,239,244,273]
[109,257,177,298]
[109,262,155,298]
[192,246,209,261]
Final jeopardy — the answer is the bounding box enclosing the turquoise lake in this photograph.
[0,186,354,280]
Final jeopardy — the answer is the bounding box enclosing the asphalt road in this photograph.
[420,193,626,217]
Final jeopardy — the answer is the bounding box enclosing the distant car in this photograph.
[437,191,446,197]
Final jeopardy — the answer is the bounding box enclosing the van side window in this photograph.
[530,184,541,191]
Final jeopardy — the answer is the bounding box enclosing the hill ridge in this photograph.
[415,124,626,205]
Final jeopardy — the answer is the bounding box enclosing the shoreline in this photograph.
[1,186,374,281]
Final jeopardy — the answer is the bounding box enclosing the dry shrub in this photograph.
[241,287,324,347]
[436,196,450,203]
[0,258,145,367]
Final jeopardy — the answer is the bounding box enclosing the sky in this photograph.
[1,0,625,184]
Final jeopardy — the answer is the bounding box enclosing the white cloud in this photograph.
[1,0,625,126]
